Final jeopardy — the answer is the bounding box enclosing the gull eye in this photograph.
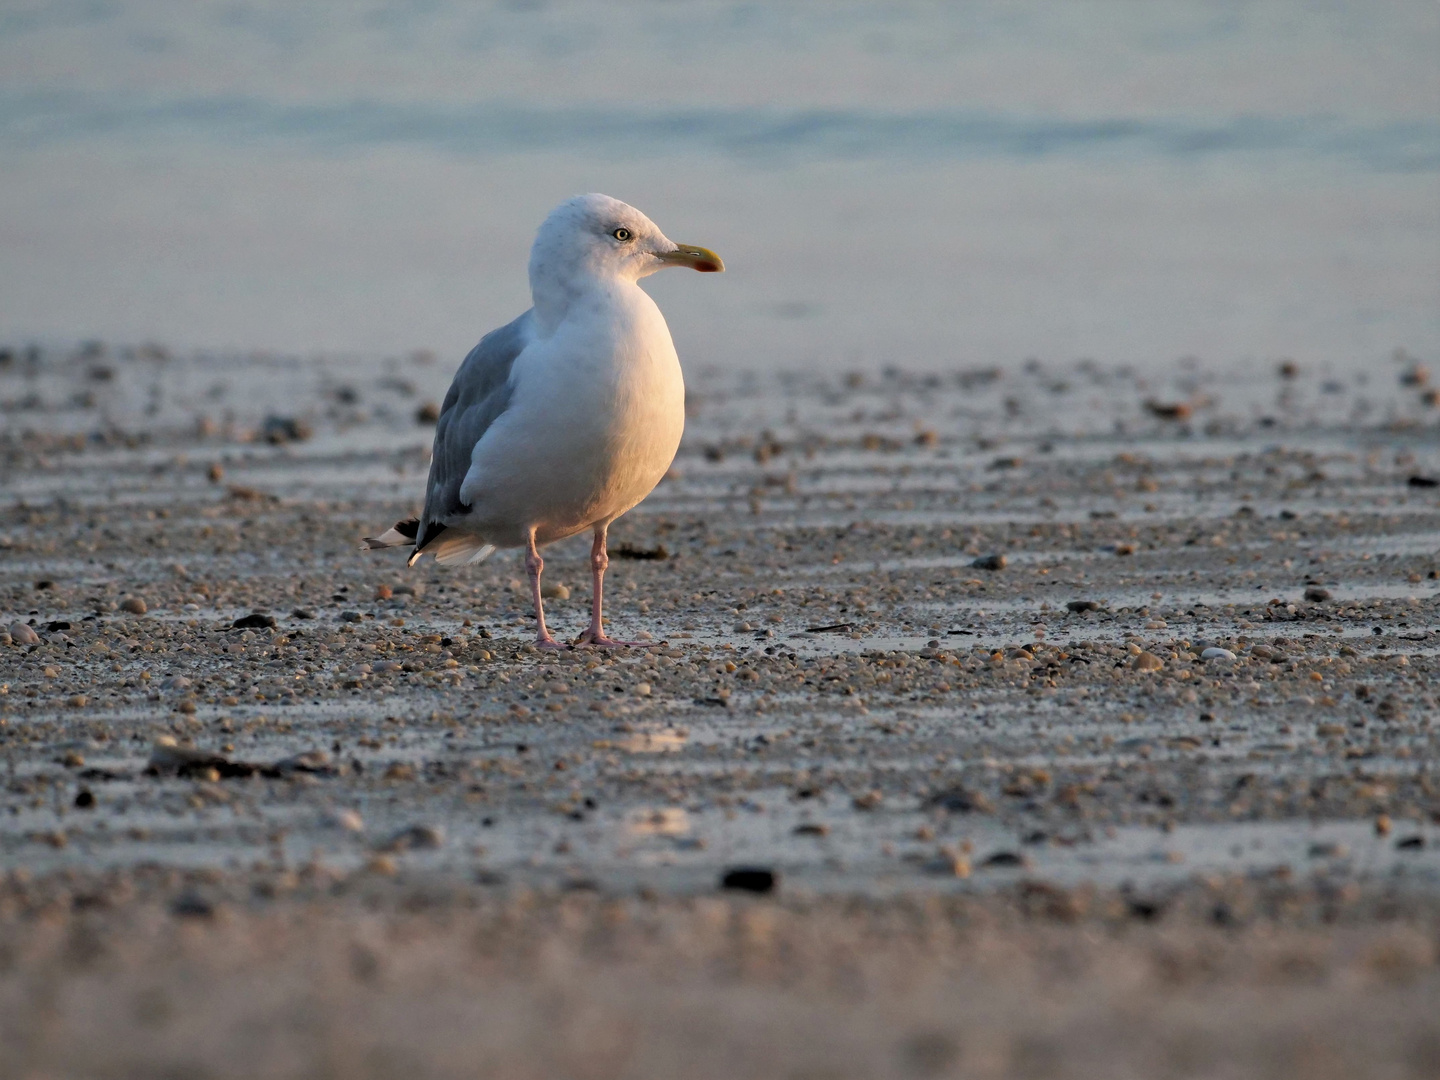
[611,227,633,242]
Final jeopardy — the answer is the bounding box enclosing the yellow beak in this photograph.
[655,243,724,273]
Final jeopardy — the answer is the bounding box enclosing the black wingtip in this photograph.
[395,518,420,540]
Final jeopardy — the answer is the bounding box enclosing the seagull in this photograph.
[365,194,723,648]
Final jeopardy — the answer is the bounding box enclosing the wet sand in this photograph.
[2,343,1438,1077]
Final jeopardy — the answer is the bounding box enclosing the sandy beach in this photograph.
[1,342,1437,1077]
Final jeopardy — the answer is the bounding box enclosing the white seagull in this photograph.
[365,194,723,648]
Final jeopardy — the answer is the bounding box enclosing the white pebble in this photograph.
[8,622,40,646]
[1201,647,1236,662]
[325,808,365,832]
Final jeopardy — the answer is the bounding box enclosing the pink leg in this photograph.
[578,524,650,647]
[525,529,566,650]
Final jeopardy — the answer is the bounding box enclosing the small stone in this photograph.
[366,854,398,876]
[633,682,652,696]
[1066,600,1101,613]
[61,751,84,768]
[383,823,445,851]
[1113,542,1137,556]
[1200,647,1236,662]
[67,695,88,709]
[232,612,277,630]
[971,553,1007,571]
[720,866,777,894]
[541,583,570,600]
[9,622,40,645]
[1303,586,1332,602]
[980,850,1028,869]
[326,808,365,832]
[416,401,442,424]
[74,789,96,809]
[119,597,148,615]
[1132,651,1164,672]
[925,787,994,814]
[261,415,311,444]
[170,891,215,919]
[933,847,971,877]
[1375,814,1392,836]
[207,463,225,483]
[1144,400,1192,420]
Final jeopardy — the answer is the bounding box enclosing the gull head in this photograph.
[529,194,723,298]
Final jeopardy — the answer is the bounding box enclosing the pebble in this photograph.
[119,597,148,615]
[1066,600,1102,613]
[1200,647,1237,662]
[721,867,777,894]
[8,622,40,645]
[170,890,216,919]
[325,809,365,833]
[383,824,446,852]
[1132,652,1164,672]
[261,415,311,444]
[971,553,1007,571]
[232,612,277,630]
[541,583,571,599]
[980,851,1029,869]
[1303,586,1332,602]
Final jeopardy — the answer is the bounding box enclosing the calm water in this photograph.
[0,1,1436,372]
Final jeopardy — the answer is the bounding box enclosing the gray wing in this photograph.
[415,310,532,550]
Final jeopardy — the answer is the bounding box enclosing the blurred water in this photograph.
[0,0,1436,371]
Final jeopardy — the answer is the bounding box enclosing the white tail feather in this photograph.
[430,535,496,566]
[362,526,414,550]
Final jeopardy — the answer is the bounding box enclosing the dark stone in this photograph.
[170,891,215,919]
[971,553,1007,571]
[1066,600,1101,613]
[231,612,277,630]
[1127,898,1166,921]
[925,787,994,814]
[613,542,670,560]
[980,851,1026,868]
[721,867,777,894]
[260,415,312,444]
